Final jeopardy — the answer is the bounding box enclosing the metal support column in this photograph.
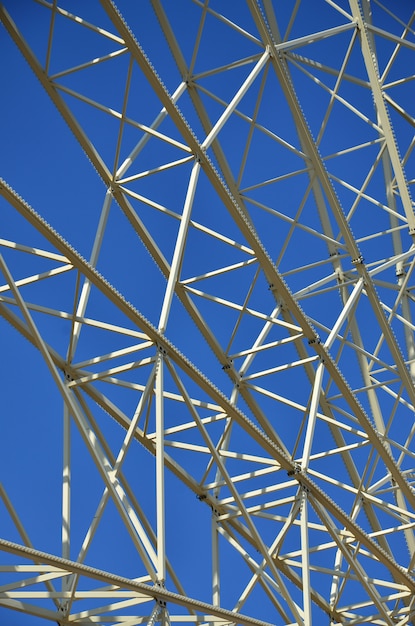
[61,404,71,597]
[156,352,166,584]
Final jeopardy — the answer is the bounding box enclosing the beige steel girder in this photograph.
[1,2,415,626]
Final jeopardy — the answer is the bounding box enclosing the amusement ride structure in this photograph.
[0,1,415,624]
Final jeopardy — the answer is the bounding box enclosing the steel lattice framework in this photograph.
[0,1,415,624]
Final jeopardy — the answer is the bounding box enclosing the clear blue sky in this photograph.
[1,1,415,625]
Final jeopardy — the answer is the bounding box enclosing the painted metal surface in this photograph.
[0,1,414,624]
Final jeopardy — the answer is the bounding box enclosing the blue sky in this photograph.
[1,1,415,625]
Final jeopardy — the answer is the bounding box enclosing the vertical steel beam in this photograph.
[61,404,71,597]
[300,489,312,626]
[211,509,220,607]
[155,352,166,584]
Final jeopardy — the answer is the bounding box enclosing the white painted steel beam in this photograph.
[2,2,415,624]
[0,538,277,626]
[201,49,270,150]
[1,176,414,595]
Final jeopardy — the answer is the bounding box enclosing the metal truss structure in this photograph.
[1,1,415,624]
